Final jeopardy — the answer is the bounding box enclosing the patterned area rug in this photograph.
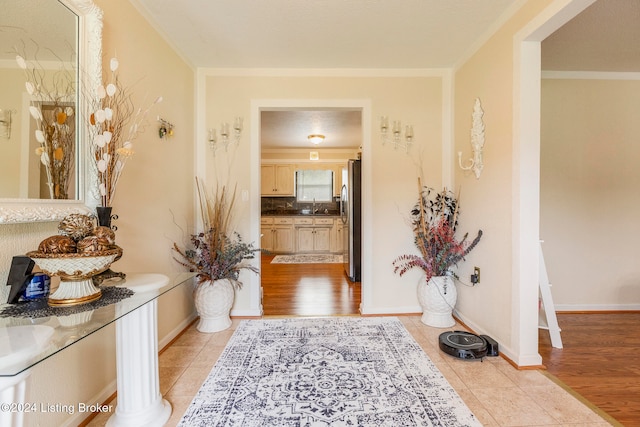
[179,317,482,426]
[271,254,343,264]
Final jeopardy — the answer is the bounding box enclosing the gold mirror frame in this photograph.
[0,0,102,224]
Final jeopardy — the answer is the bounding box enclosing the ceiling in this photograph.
[131,0,519,70]
[3,1,638,149]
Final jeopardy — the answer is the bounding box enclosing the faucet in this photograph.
[312,198,317,214]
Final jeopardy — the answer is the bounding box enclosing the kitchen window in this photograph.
[296,169,333,202]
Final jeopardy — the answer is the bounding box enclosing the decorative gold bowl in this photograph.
[26,247,122,306]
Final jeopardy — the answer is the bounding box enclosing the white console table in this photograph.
[0,273,195,427]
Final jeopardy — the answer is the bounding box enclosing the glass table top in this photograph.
[0,272,195,377]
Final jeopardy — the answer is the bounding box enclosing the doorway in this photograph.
[256,102,365,316]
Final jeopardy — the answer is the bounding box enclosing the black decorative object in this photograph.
[6,256,35,304]
[96,206,116,229]
[93,206,126,284]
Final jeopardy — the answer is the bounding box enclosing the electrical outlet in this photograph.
[471,266,481,284]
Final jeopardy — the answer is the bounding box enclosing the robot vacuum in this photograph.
[439,331,489,360]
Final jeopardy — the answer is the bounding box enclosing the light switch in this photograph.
[241,190,249,201]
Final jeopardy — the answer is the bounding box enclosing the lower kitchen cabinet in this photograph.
[262,216,341,254]
[261,217,294,253]
[297,227,331,252]
[331,222,345,253]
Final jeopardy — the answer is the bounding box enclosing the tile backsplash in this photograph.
[261,196,339,214]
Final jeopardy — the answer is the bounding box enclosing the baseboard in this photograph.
[231,308,264,317]
[453,310,543,368]
[64,380,117,427]
[359,304,422,315]
[159,312,198,349]
[555,303,640,311]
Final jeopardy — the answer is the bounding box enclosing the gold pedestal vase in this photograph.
[417,275,457,328]
[194,279,235,333]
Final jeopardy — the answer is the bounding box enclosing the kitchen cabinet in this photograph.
[331,221,345,253]
[333,163,346,197]
[294,217,333,253]
[261,164,295,196]
[297,227,331,252]
[260,217,294,252]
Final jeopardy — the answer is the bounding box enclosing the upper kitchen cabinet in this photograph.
[261,164,295,196]
[333,163,346,197]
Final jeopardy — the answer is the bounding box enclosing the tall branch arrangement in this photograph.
[393,178,482,282]
[87,57,162,207]
[173,178,259,288]
[16,53,76,199]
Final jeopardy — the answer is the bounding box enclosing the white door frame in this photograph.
[249,99,373,314]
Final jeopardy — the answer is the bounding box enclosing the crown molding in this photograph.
[542,70,640,80]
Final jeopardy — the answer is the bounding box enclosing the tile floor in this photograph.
[87,316,616,426]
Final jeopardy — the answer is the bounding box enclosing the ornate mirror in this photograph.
[0,0,102,223]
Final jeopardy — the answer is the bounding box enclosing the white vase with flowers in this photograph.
[393,179,482,328]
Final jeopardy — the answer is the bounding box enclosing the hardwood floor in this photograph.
[260,254,361,316]
[539,312,640,427]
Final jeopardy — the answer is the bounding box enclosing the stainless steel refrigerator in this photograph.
[341,159,361,282]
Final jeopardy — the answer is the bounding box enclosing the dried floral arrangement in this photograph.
[15,52,76,199]
[87,57,162,207]
[393,178,482,282]
[173,178,259,288]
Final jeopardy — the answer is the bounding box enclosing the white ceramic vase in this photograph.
[417,275,457,328]
[194,279,235,333]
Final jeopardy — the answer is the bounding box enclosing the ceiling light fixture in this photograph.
[308,134,325,145]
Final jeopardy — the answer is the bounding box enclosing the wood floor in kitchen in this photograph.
[260,253,361,316]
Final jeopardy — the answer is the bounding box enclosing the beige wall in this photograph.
[541,77,640,309]
[202,74,444,315]
[453,0,554,364]
[0,0,196,424]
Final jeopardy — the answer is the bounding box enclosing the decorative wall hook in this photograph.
[208,116,243,156]
[380,116,413,152]
[157,116,174,139]
[0,109,16,139]
[458,98,485,179]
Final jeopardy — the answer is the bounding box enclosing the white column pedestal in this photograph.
[107,274,171,427]
[0,324,54,427]
[0,370,30,427]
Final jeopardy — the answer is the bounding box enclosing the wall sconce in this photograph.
[380,116,413,152]
[0,109,15,139]
[308,134,325,145]
[157,116,174,139]
[458,98,485,179]
[208,116,243,155]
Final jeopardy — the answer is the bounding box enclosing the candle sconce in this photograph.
[458,98,485,179]
[157,116,174,139]
[380,116,413,152]
[208,117,243,155]
[0,109,15,139]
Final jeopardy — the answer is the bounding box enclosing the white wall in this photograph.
[541,76,640,310]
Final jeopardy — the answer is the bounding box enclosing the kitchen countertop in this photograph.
[261,210,340,217]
